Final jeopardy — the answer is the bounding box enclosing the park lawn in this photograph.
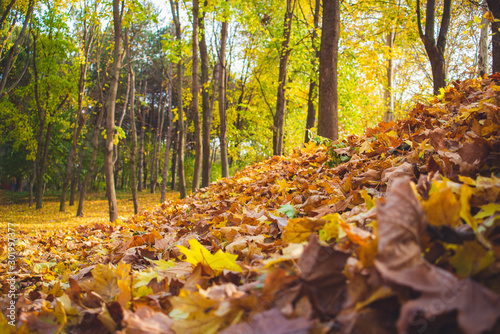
[0,189,179,233]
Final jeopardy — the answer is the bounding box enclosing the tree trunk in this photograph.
[305,0,320,143]
[150,91,161,193]
[273,0,296,155]
[170,0,187,198]
[70,130,90,206]
[35,122,53,210]
[478,4,490,77]
[317,0,340,141]
[383,30,395,123]
[171,122,178,190]
[125,28,139,214]
[192,0,202,192]
[200,1,213,188]
[104,0,122,222]
[486,0,500,73]
[218,15,229,178]
[416,0,452,95]
[77,106,105,217]
[28,160,34,207]
[161,63,174,203]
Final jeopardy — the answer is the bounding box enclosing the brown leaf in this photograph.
[118,306,174,334]
[296,234,349,318]
[218,308,313,334]
[375,177,500,334]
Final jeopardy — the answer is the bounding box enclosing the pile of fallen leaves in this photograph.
[1,75,500,333]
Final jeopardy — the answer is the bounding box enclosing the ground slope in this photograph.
[1,75,500,333]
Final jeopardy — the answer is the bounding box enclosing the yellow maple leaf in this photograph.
[422,185,461,227]
[91,263,132,304]
[177,239,242,275]
[170,289,228,334]
[282,217,326,243]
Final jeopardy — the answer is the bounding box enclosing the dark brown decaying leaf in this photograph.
[375,177,500,334]
[218,308,313,334]
[296,234,349,318]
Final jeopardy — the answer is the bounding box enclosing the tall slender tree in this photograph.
[486,0,500,73]
[218,6,229,178]
[317,0,340,141]
[191,0,202,191]
[273,0,296,155]
[304,0,320,143]
[125,27,139,214]
[170,0,187,198]
[200,1,213,188]
[103,0,123,222]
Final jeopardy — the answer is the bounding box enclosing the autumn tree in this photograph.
[104,0,123,222]
[170,0,187,198]
[273,0,296,155]
[486,0,500,73]
[416,0,452,95]
[317,0,340,141]
[191,0,202,191]
[219,3,229,178]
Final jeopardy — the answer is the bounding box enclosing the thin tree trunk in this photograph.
[161,63,174,203]
[28,160,34,207]
[192,0,202,192]
[35,122,53,209]
[317,0,340,141]
[305,0,320,143]
[150,91,161,193]
[200,1,212,188]
[138,78,146,192]
[486,0,499,73]
[478,4,489,77]
[125,28,139,214]
[218,14,229,178]
[69,130,90,206]
[383,30,395,123]
[77,106,105,217]
[171,122,178,190]
[170,0,187,198]
[103,0,122,222]
[273,0,296,155]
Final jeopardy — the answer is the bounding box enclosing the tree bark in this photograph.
[138,78,147,192]
[416,0,452,95]
[273,0,296,155]
[478,3,490,77]
[170,0,187,198]
[125,28,139,214]
[218,14,229,178]
[150,91,161,193]
[486,0,500,74]
[161,63,174,203]
[317,0,340,141]
[305,0,320,143]
[200,2,213,188]
[383,30,395,123]
[103,0,122,222]
[192,0,202,192]
[77,106,105,217]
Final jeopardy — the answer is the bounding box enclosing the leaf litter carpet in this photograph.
[1,75,500,333]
